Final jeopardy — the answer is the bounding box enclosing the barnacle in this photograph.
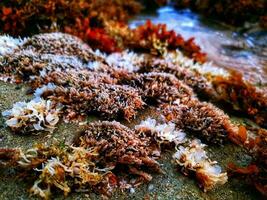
[0,122,229,197]
[173,139,228,191]
[86,84,144,121]
[2,98,60,134]
[92,62,137,84]
[161,99,237,144]
[25,67,144,122]
[0,44,149,121]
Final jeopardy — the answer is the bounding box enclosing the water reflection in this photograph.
[130,6,267,88]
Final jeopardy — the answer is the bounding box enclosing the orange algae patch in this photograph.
[212,71,267,127]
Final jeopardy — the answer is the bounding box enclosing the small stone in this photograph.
[148,184,154,192]
[129,188,135,194]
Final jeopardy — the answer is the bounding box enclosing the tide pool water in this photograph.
[131,6,267,88]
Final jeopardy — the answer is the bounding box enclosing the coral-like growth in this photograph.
[154,50,267,127]
[0,50,86,82]
[0,28,266,198]
[39,70,144,121]
[19,32,104,62]
[137,58,212,96]
[38,69,116,89]
[0,119,229,197]
[0,33,108,83]
[2,98,60,134]
[77,121,161,177]
[124,72,193,104]
[161,99,237,144]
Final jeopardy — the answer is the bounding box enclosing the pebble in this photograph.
[148,184,154,192]
[129,188,135,194]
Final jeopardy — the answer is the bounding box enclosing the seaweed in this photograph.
[211,71,267,127]
[0,0,142,36]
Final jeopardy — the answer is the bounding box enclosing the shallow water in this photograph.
[130,6,267,87]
